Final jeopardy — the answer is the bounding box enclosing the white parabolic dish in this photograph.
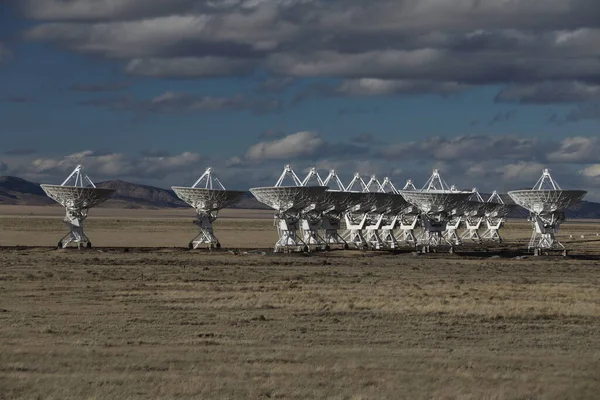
[40,185,116,209]
[507,190,587,214]
[399,190,472,214]
[250,186,328,212]
[172,187,245,211]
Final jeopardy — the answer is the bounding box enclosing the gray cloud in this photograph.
[70,82,132,92]
[566,103,600,122]
[547,136,600,163]
[125,57,256,78]
[79,91,282,115]
[256,77,296,93]
[380,135,552,163]
[496,81,600,104]
[27,149,204,181]
[338,107,380,117]
[487,110,516,126]
[5,148,37,156]
[18,0,600,98]
[5,96,34,103]
[0,43,12,64]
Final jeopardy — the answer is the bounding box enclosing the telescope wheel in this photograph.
[343,244,349,250]
[188,242,193,250]
[325,245,331,251]
[86,242,92,249]
[303,245,309,253]
[57,241,63,249]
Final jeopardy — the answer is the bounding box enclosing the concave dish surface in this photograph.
[507,190,587,214]
[317,191,356,212]
[40,185,116,209]
[344,192,377,213]
[399,190,472,214]
[250,186,328,212]
[171,187,245,211]
[368,192,408,214]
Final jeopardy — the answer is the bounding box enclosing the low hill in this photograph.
[0,176,269,210]
[0,175,596,216]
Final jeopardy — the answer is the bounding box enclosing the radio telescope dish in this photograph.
[40,164,116,248]
[508,169,586,253]
[172,167,244,250]
[250,165,328,252]
[400,169,472,248]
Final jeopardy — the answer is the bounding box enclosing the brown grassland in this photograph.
[0,205,599,399]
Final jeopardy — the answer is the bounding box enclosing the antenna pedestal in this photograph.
[397,214,418,245]
[300,214,326,250]
[528,213,564,250]
[418,217,452,247]
[344,213,368,249]
[275,214,307,252]
[461,217,483,243]
[322,216,348,249]
[189,211,220,249]
[365,215,385,249]
[443,216,462,246]
[59,208,91,248]
[482,217,504,242]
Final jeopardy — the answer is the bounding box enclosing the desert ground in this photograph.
[1,205,599,399]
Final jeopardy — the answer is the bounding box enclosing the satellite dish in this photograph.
[40,164,116,248]
[250,165,328,252]
[508,169,586,253]
[172,167,245,250]
[399,169,472,248]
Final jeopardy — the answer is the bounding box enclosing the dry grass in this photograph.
[0,210,600,399]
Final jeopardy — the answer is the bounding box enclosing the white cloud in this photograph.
[494,161,546,183]
[336,79,466,96]
[245,131,325,162]
[581,164,600,178]
[547,136,600,163]
[496,81,600,104]
[28,150,203,180]
[125,57,255,77]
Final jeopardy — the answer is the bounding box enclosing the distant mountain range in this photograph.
[0,176,270,210]
[0,175,598,218]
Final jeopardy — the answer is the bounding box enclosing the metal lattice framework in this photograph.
[172,167,245,249]
[400,169,472,249]
[40,165,116,248]
[508,169,586,252]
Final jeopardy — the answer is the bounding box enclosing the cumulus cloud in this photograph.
[17,0,600,99]
[581,164,600,178]
[547,136,600,163]
[565,103,600,122]
[496,81,600,104]
[245,131,325,162]
[27,150,203,180]
[70,82,132,92]
[336,79,467,96]
[79,91,281,115]
[125,57,256,78]
[380,135,549,162]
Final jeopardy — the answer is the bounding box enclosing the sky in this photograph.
[0,0,599,198]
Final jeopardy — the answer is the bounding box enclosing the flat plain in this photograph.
[0,205,599,399]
